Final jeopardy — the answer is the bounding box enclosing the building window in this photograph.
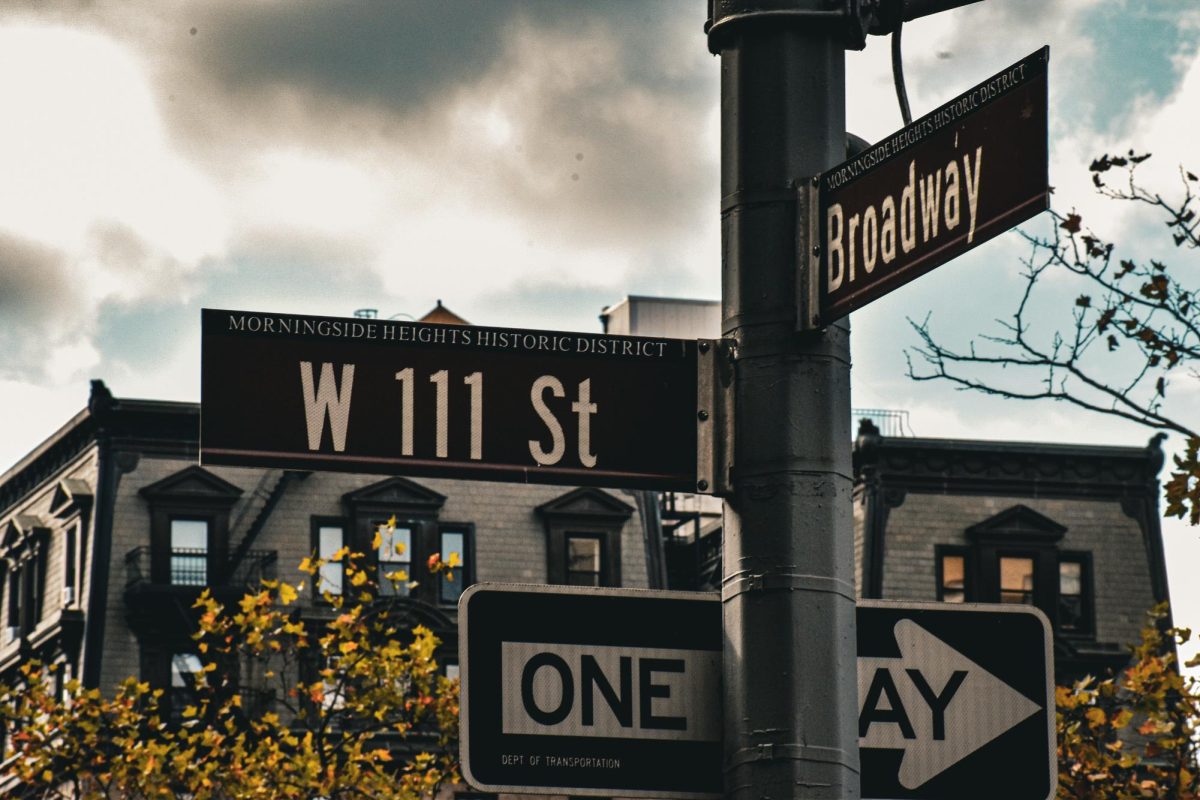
[1057,553,1093,635]
[139,466,242,588]
[936,547,968,603]
[3,544,48,639]
[63,521,79,606]
[312,519,345,598]
[377,521,413,597]
[438,527,471,604]
[170,519,209,586]
[169,652,204,721]
[322,655,346,711]
[999,555,1036,605]
[5,564,18,642]
[537,488,632,588]
[566,534,605,586]
[954,505,1097,638]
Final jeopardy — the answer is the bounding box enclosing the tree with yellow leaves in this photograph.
[0,524,460,800]
[1057,604,1200,799]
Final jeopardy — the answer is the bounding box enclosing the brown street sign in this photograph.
[808,47,1049,327]
[200,308,700,491]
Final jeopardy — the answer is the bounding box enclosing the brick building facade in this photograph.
[0,379,656,709]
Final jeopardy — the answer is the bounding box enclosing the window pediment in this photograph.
[51,478,94,518]
[536,487,634,522]
[139,466,242,507]
[966,504,1067,544]
[341,477,445,515]
[2,514,48,551]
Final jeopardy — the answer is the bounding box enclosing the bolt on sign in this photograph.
[808,47,1049,327]
[200,309,700,491]
[459,584,722,798]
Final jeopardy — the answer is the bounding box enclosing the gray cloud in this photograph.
[187,2,704,118]
[0,232,85,380]
[151,2,717,245]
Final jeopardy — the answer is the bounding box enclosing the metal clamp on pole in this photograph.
[706,0,851,53]
[795,180,822,331]
[721,567,856,602]
[696,338,736,496]
[728,743,860,772]
[867,0,983,34]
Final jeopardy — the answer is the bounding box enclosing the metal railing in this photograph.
[852,407,915,437]
[125,547,278,589]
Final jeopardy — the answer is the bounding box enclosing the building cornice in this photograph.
[853,421,1164,500]
[0,382,200,513]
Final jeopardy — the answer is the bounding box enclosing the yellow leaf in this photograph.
[230,694,242,708]
[298,557,316,575]
[1086,707,1106,727]
[279,583,298,605]
[447,552,461,568]
[373,528,383,551]
[340,641,359,655]
[351,570,368,587]
[387,514,397,529]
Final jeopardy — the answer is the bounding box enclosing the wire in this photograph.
[891,20,913,126]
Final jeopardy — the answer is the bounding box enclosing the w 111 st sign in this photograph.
[807,47,1049,327]
[201,309,700,491]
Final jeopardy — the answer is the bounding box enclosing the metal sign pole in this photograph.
[707,3,859,799]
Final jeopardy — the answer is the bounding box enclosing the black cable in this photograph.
[891,20,913,126]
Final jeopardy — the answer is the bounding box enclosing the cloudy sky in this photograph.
[1,1,1199,639]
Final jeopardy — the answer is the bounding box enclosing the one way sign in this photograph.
[857,601,1055,800]
[461,590,1054,800]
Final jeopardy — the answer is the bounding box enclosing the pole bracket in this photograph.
[727,742,860,771]
[706,0,879,53]
[721,568,855,602]
[795,180,822,331]
[696,338,736,496]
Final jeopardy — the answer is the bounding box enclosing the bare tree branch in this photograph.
[906,151,1200,521]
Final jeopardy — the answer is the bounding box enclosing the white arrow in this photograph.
[857,619,1041,789]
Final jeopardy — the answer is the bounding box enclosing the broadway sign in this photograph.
[810,47,1049,326]
[200,308,700,491]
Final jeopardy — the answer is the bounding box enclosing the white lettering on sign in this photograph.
[500,642,721,742]
[827,147,985,295]
[299,362,355,452]
[528,377,599,468]
[296,365,599,468]
[857,619,1041,789]
[393,368,484,460]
